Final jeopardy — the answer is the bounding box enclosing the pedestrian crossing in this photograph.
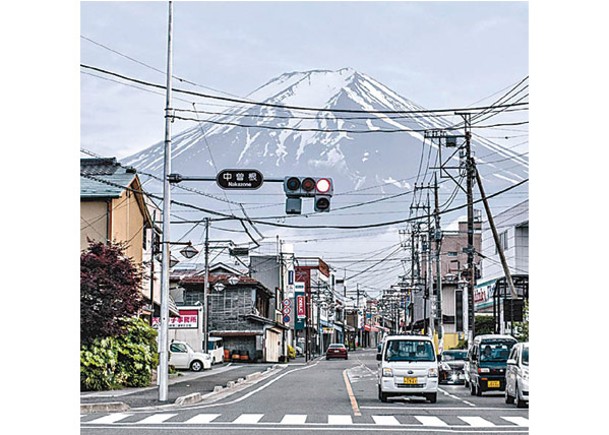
[82,412,529,428]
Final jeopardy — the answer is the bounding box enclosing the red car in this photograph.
[326,343,348,360]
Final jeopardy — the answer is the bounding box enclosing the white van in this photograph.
[377,335,439,403]
[206,337,224,364]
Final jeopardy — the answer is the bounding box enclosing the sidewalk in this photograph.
[80,361,288,413]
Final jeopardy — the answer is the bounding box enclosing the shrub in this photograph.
[80,317,158,391]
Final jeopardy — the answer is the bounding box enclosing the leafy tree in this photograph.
[514,299,529,341]
[81,240,145,344]
[474,315,496,336]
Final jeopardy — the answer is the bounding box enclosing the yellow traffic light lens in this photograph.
[302,177,316,191]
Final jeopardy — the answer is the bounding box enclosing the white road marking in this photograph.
[414,416,449,426]
[232,414,264,424]
[138,413,177,424]
[184,413,221,424]
[328,415,353,425]
[458,416,496,427]
[372,415,401,426]
[502,416,529,426]
[87,413,132,424]
[280,414,307,424]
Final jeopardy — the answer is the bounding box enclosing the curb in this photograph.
[80,402,130,413]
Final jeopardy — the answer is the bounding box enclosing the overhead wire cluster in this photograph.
[80,35,528,292]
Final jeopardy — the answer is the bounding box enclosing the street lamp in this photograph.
[180,243,198,259]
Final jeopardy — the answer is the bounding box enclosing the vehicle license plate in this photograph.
[333,350,339,353]
[488,380,500,388]
[403,377,417,384]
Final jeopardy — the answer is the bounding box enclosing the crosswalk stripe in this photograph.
[372,415,401,426]
[233,414,264,424]
[138,413,177,424]
[280,414,307,424]
[501,416,529,427]
[414,416,449,426]
[184,414,221,424]
[458,416,496,427]
[328,415,353,425]
[88,413,132,424]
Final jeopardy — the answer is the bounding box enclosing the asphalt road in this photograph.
[81,349,529,434]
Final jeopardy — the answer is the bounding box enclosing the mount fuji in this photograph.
[123,68,528,230]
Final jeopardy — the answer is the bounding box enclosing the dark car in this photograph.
[326,343,348,360]
[439,349,468,384]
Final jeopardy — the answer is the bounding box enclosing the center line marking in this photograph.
[343,369,361,416]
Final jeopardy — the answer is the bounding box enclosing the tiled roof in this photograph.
[80,157,138,198]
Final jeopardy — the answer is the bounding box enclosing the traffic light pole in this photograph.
[159,1,173,403]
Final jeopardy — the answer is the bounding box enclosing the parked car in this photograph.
[377,335,439,403]
[169,340,212,371]
[468,334,518,396]
[326,343,348,360]
[439,349,468,384]
[505,342,529,408]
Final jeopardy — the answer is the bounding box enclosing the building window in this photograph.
[496,230,509,254]
[184,291,204,305]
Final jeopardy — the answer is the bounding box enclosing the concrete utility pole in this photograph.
[473,164,518,333]
[426,188,434,339]
[461,113,476,344]
[433,174,444,352]
[203,217,210,356]
[159,0,173,402]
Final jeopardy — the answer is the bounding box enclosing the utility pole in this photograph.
[425,187,434,339]
[461,112,476,344]
[474,164,518,334]
[433,174,444,353]
[203,217,210,356]
[158,0,173,403]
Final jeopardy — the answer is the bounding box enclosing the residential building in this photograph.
[174,263,284,362]
[80,157,178,320]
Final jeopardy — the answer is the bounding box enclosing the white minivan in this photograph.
[377,335,439,403]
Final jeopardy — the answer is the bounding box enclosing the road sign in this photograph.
[282,306,291,315]
[283,315,291,323]
[216,169,263,190]
[296,294,306,318]
[282,299,291,306]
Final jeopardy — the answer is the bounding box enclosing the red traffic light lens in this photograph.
[302,177,316,192]
[286,177,301,191]
[316,178,331,193]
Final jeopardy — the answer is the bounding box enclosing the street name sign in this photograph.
[216,169,264,190]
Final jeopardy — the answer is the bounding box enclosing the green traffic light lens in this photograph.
[287,177,301,191]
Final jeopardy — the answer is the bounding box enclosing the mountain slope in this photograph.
[124,68,528,224]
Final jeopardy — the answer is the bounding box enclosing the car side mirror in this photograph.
[376,353,382,361]
[506,358,516,365]
[437,355,441,362]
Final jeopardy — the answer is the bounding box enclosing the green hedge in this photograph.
[81,317,158,391]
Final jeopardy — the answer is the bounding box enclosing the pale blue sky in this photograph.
[80,1,529,158]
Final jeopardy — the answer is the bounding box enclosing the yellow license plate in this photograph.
[488,380,500,388]
[403,377,417,384]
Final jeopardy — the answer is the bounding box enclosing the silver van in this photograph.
[377,335,439,403]
[505,342,529,407]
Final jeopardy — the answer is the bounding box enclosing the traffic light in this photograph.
[283,176,333,214]
[313,177,332,212]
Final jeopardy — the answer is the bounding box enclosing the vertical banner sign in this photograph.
[294,282,306,330]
